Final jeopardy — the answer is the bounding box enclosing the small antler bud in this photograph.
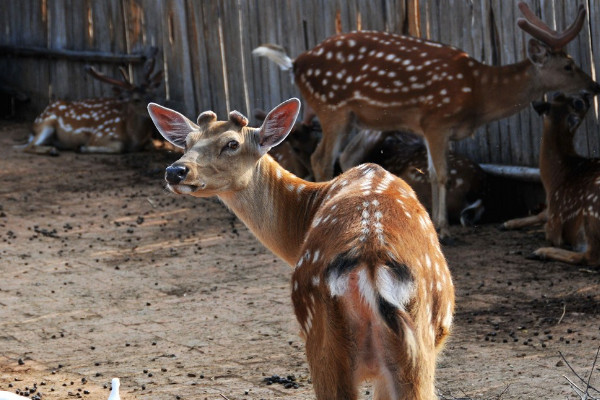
[229,111,249,127]
[197,111,217,125]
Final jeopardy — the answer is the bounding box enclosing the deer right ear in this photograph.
[257,98,301,155]
[147,103,197,149]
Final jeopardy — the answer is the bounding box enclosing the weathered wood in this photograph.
[1,0,599,169]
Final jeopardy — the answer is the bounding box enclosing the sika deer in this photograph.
[527,93,600,266]
[252,2,600,239]
[148,98,455,400]
[25,58,163,155]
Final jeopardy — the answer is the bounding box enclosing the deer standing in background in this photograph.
[253,2,600,239]
[148,98,454,400]
[24,58,163,155]
[523,93,600,266]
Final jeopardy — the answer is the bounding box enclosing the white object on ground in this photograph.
[0,391,30,400]
[108,378,120,400]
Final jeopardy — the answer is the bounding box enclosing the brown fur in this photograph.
[149,99,455,399]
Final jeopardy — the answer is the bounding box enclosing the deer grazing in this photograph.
[148,98,455,400]
[252,2,600,239]
[518,93,599,266]
[24,58,163,155]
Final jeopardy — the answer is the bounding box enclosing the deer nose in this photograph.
[165,164,189,184]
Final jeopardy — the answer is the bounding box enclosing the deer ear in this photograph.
[527,39,550,66]
[532,100,550,115]
[257,98,301,155]
[147,103,197,149]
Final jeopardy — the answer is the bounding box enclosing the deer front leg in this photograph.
[310,110,352,181]
[532,246,587,265]
[23,126,60,156]
[424,135,450,239]
[501,209,547,230]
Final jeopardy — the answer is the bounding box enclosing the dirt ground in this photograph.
[1,120,599,400]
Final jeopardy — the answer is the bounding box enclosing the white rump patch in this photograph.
[376,267,414,310]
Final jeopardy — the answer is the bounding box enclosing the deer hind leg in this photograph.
[424,135,450,239]
[302,302,358,400]
[310,109,352,181]
[372,328,437,400]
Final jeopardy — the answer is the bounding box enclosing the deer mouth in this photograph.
[168,184,203,195]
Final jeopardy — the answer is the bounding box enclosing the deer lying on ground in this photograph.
[148,98,455,400]
[522,93,599,266]
[253,2,600,239]
[24,58,163,155]
[339,130,486,226]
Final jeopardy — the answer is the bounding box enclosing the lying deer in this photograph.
[253,2,600,239]
[24,58,163,155]
[148,98,455,400]
[339,130,486,226]
[524,93,599,266]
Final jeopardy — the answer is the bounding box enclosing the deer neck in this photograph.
[539,119,577,192]
[476,60,540,123]
[218,155,326,266]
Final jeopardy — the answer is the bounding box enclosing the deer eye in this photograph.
[564,63,573,72]
[222,140,239,153]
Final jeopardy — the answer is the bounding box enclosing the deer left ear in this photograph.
[147,103,198,149]
[257,98,301,155]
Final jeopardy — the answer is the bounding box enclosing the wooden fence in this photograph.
[1,0,599,167]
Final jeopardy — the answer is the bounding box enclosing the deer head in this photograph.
[519,2,600,95]
[148,99,301,197]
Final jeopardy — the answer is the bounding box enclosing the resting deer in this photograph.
[524,93,600,266]
[252,2,600,239]
[339,130,486,226]
[148,98,455,400]
[25,58,163,155]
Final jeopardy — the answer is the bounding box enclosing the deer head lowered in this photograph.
[252,2,600,239]
[148,98,455,400]
[25,56,163,155]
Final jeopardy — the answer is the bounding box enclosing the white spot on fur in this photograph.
[376,267,414,310]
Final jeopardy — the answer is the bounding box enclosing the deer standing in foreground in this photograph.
[148,98,454,400]
[24,58,163,155]
[523,93,599,266]
[253,2,600,239]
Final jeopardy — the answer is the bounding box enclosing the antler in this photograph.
[517,2,587,50]
[85,66,135,91]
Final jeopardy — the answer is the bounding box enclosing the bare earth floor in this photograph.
[1,121,599,400]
